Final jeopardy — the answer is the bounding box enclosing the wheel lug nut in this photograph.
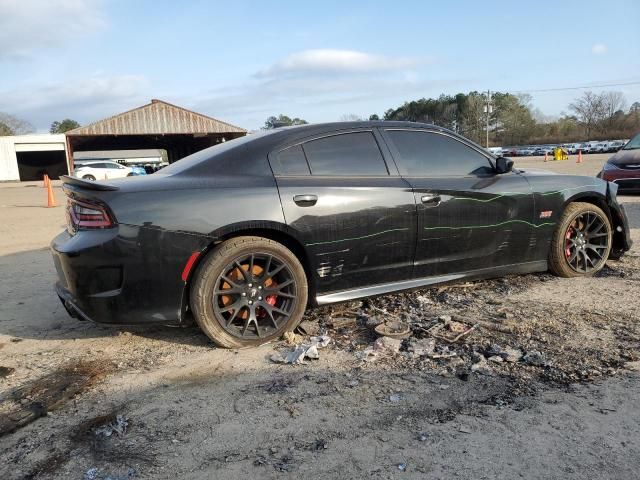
[258,286,262,290]
[248,283,253,287]
[258,296,263,300]
[248,300,253,305]
[241,292,246,297]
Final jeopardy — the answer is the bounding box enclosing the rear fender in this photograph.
[177,221,315,322]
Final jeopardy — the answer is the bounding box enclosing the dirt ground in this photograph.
[1,155,639,479]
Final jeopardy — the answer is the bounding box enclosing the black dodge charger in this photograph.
[52,122,632,347]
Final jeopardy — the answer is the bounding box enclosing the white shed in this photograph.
[0,134,69,181]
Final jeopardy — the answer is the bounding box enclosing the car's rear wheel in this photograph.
[82,174,96,181]
[190,236,308,348]
[549,202,612,277]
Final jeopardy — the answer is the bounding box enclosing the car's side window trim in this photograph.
[380,128,496,178]
[270,129,395,177]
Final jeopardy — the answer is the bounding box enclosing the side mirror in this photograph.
[495,156,514,174]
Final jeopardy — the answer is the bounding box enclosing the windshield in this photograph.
[623,134,640,150]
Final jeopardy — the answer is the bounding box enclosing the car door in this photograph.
[104,163,125,179]
[380,128,534,278]
[89,163,104,178]
[271,129,417,294]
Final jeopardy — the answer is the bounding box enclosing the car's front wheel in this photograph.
[190,236,308,348]
[82,174,96,181]
[549,202,612,277]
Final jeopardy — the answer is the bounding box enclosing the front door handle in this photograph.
[421,193,441,206]
[294,194,318,206]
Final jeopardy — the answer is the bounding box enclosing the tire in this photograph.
[190,236,308,348]
[82,175,96,181]
[549,202,612,278]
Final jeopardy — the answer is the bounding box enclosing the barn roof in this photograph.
[66,99,246,136]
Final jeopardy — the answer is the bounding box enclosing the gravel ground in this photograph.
[0,163,639,479]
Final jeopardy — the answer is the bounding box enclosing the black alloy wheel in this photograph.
[213,252,296,339]
[549,202,612,278]
[563,211,610,273]
[191,236,308,348]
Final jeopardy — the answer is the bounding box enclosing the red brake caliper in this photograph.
[565,227,573,258]
[265,280,277,306]
[257,282,277,318]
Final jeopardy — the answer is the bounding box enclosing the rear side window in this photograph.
[302,132,388,176]
[386,130,492,177]
[271,145,310,175]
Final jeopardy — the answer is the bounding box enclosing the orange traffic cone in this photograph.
[544,152,548,162]
[577,150,583,164]
[46,178,56,207]
[43,174,49,188]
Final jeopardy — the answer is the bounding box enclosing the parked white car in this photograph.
[578,143,592,154]
[592,142,609,153]
[74,161,132,181]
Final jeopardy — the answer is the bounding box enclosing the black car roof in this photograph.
[252,121,455,150]
[162,121,481,177]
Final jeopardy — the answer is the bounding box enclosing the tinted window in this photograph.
[271,145,310,175]
[303,132,388,176]
[386,130,491,176]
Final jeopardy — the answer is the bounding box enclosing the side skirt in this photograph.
[315,260,548,305]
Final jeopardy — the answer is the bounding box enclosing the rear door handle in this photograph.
[293,194,318,206]
[421,194,441,206]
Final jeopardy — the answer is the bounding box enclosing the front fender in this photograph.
[606,182,633,256]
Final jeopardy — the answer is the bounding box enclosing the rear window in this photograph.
[302,132,388,176]
[160,132,271,175]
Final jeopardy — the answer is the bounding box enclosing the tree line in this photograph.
[0,114,80,135]
[2,91,637,147]
[265,90,640,146]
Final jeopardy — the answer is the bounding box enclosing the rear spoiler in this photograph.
[61,175,119,191]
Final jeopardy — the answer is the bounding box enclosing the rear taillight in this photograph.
[66,197,115,230]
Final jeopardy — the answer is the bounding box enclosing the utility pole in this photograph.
[483,90,492,148]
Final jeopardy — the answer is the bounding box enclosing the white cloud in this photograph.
[0,0,107,60]
[256,49,426,78]
[591,43,607,55]
[192,72,468,130]
[0,74,150,128]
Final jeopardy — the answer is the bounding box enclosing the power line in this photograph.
[511,80,640,94]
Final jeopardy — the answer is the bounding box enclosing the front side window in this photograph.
[302,132,388,176]
[386,130,492,177]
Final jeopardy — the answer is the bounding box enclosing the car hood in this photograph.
[516,168,556,176]
[609,149,640,168]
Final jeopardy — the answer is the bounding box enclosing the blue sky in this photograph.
[1,0,639,131]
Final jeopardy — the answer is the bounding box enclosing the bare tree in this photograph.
[569,91,605,139]
[0,112,35,135]
[339,114,364,122]
[601,91,626,125]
